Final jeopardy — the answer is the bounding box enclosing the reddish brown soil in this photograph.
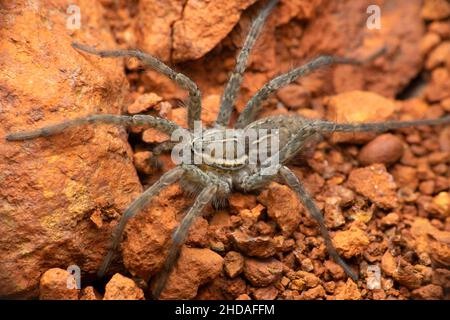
[0,0,449,300]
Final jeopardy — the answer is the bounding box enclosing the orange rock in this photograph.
[157,247,224,300]
[392,260,426,289]
[381,251,398,277]
[276,84,311,109]
[122,184,186,281]
[127,93,163,114]
[358,134,404,166]
[104,273,145,300]
[236,294,252,300]
[420,32,441,56]
[142,128,170,144]
[380,213,400,227]
[425,41,450,70]
[228,193,257,212]
[136,0,257,62]
[169,107,189,128]
[297,1,424,98]
[399,98,430,119]
[39,268,79,300]
[79,286,101,300]
[231,230,277,258]
[172,0,258,62]
[289,271,321,288]
[324,260,345,280]
[426,67,450,102]
[332,225,370,259]
[186,217,209,247]
[196,276,247,300]
[135,0,184,62]
[408,218,450,268]
[243,257,283,287]
[439,127,450,152]
[240,204,265,227]
[429,21,450,38]
[347,164,399,209]
[334,279,362,300]
[250,285,279,300]
[391,165,419,191]
[223,251,245,278]
[0,0,137,298]
[432,268,450,287]
[201,94,221,127]
[258,182,302,236]
[325,91,398,144]
[134,0,423,109]
[133,151,155,175]
[299,285,326,300]
[432,192,450,217]
[421,0,450,20]
[324,196,346,229]
[412,284,444,300]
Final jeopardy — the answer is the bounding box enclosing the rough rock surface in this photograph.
[136,0,258,62]
[121,184,188,281]
[332,225,370,259]
[111,0,425,113]
[334,279,362,300]
[347,164,399,209]
[39,268,79,300]
[257,182,302,236]
[223,251,245,278]
[406,218,450,268]
[325,91,398,144]
[0,0,140,298]
[104,273,145,300]
[243,257,283,287]
[231,230,277,258]
[157,247,224,300]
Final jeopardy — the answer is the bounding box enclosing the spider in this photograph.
[6,0,450,299]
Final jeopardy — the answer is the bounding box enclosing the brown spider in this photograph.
[6,0,450,299]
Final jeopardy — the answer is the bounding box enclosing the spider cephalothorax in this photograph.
[6,0,450,299]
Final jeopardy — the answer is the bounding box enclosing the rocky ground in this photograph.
[0,0,449,300]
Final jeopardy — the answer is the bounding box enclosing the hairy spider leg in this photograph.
[215,0,279,128]
[71,42,202,130]
[151,184,217,299]
[98,167,185,277]
[312,116,450,134]
[279,166,359,280]
[6,114,180,141]
[235,47,386,129]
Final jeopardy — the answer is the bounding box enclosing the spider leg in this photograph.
[151,184,217,299]
[237,168,279,192]
[98,166,185,278]
[6,114,180,141]
[72,42,202,129]
[279,165,359,281]
[215,0,279,128]
[311,115,450,134]
[235,47,386,128]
